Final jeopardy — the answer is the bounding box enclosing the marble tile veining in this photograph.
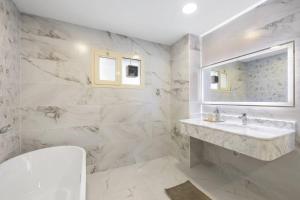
[170,34,201,165]
[20,14,172,172]
[0,0,298,199]
[201,0,300,199]
[87,156,269,200]
[180,118,295,161]
[0,0,20,162]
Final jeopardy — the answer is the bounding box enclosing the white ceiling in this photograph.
[13,0,265,45]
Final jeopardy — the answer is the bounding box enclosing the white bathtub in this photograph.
[0,146,86,200]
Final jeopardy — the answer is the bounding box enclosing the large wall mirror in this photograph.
[202,42,295,107]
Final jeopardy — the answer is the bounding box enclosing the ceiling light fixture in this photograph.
[182,3,198,15]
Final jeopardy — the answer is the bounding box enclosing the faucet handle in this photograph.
[214,107,219,114]
[239,113,248,125]
[239,113,247,118]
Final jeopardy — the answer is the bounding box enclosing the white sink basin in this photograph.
[180,118,295,161]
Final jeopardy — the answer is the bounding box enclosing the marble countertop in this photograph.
[180,118,295,141]
[180,118,296,161]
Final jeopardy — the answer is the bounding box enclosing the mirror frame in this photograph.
[201,42,295,107]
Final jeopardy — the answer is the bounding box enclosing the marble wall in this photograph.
[170,34,201,164]
[189,35,201,117]
[170,35,190,164]
[0,0,20,162]
[20,14,172,172]
[201,0,300,199]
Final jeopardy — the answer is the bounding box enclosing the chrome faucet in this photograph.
[213,107,220,122]
[239,113,247,125]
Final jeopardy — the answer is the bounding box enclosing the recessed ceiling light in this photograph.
[182,3,198,15]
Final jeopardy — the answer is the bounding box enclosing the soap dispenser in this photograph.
[213,107,220,122]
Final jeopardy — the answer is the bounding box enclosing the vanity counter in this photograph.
[180,118,295,140]
[180,118,295,161]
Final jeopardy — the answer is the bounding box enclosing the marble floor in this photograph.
[87,156,268,200]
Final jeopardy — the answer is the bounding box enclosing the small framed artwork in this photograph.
[126,65,139,77]
[121,58,142,86]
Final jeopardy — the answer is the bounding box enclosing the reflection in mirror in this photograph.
[210,71,219,90]
[210,71,230,91]
[219,71,229,90]
[202,42,294,106]
[99,57,116,81]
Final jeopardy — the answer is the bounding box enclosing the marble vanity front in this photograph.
[180,118,295,162]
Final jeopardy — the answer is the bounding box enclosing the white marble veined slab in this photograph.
[180,118,296,161]
[180,118,295,140]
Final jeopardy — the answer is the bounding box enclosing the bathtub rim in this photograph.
[0,145,87,200]
[0,145,86,165]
